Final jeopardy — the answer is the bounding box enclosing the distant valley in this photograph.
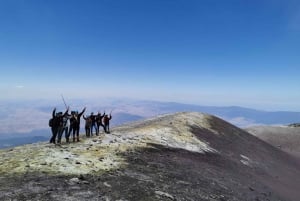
[0,136,48,149]
[1,99,300,149]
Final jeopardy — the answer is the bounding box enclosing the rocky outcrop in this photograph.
[0,112,300,201]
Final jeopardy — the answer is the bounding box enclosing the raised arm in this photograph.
[63,106,69,116]
[52,108,56,118]
[79,107,86,117]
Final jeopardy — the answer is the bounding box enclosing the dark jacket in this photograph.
[74,108,86,127]
[103,114,112,125]
[52,108,68,128]
[96,112,105,126]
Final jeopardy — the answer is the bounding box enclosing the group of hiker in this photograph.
[49,107,112,144]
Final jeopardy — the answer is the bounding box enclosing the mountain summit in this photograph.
[0,112,299,201]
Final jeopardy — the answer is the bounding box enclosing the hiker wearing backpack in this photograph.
[49,107,68,144]
[103,114,112,134]
[49,108,58,144]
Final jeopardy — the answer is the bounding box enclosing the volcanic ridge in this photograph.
[0,112,299,201]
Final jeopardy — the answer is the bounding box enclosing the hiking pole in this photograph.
[61,94,68,109]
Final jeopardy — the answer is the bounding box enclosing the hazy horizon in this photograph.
[1,97,300,137]
[1,0,300,111]
[1,98,300,150]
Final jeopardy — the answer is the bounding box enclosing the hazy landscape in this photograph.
[1,99,300,149]
[1,1,300,200]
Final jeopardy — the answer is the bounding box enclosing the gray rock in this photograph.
[69,178,80,185]
[155,191,175,200]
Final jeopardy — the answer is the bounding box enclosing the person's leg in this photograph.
[67,126,72,143]
[73,127,77,142]
[96,124,99,136]
[101,124,105,134]
[53,128,58,144]
[92,124,96,136]
[76,127,80,142]
[94,124,97,135]
[57,127,63,143]
[64,127,69,143]
[90,124,92,136]
[50,127,57,143]
[104,124,107,133]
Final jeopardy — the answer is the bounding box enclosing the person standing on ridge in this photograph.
[50,107,68,144]
[62,110,71,143]
[57,107,70,144]
[49,108,59,144]
[96,112,105,135]
[73,107,86,142]
[83,115,92,137]
[67,111,76,143]
[90,112,97,136]
[103,113,112,134]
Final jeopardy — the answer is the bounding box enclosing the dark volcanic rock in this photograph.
[246,125,300,158]
[0,112,300,201]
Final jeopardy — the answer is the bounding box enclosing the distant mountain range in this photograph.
[1,99,300,149]
[109,100,300,127]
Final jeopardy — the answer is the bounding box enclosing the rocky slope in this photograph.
[246,125,300,159]
[0,112,300,201]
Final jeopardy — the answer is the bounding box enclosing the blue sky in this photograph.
[0,0,300,110]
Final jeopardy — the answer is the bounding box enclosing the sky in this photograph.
[0,0,300,110]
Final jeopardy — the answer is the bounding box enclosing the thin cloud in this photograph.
[15,85,25,89]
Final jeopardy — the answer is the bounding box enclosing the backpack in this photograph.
[49,118,54,127]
